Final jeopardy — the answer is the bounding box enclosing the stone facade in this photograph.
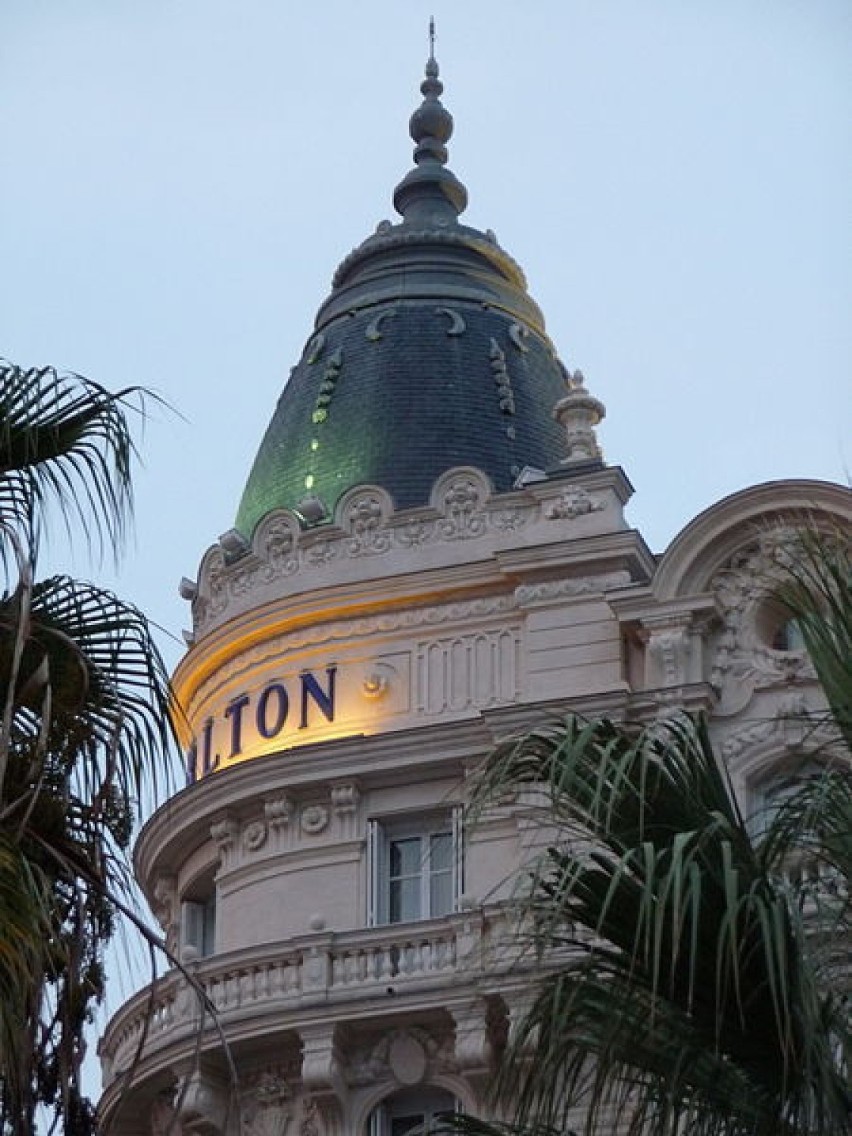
[98,471,850,1134]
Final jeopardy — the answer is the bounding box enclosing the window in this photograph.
[367,1087,457,1135]
[181,892,216,958]
[771,618,806,653]
[367,810,463,926]
[748,758,825,837]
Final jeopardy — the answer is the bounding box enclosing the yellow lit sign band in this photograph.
[186,666,337,783]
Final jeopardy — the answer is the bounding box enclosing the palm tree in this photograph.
[0,361,175,1135]
[432,529,850,1136]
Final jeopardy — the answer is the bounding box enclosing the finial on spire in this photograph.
[391,30,469,223]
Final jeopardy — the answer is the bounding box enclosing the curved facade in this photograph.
[99,49,851,1136]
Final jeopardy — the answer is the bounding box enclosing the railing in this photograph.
[99,907,514,1088]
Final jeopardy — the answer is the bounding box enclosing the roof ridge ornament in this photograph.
[392,22,469,224]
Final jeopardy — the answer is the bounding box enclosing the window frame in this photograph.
[367,807,463,927]
[181,891,216,958]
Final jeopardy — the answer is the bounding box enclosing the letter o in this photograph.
[256,683,289,739]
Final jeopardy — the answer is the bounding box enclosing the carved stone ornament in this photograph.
[347,1027,442,1088]
[514,571,630,606]
[151,1088,180,1136]
[342,492,392,556]
[553,369,605,464]
[365,306,397,342]
[489,337,515,415]
[545,486,604,520]
[435,305,466,335]
[388,1033,427,1085]
[299,1100,319,1136]
[305,333,325,365]
[709,532,817,714]
[240,1070,293,1136]
[242,819,268,853]
[190,468,554,635]
[258,516,299,579]
[437,474,488,540]
[645,620,691,689]
[329,782,359,816]
[210,815,239,867]
[151,875,178,945]
[265,793,295,830]
[508,321,530,352]
[300,804,329,836]
[719,693,836,766]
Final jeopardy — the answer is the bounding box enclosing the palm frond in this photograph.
[0,360,144,566]
[465,713,851,1136]
[0,574,175,807]
[773,526,852,749]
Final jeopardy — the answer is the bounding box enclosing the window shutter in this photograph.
[451,805,464,910]
[366,818,380,927]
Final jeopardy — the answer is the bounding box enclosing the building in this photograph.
[98,44,851,1136]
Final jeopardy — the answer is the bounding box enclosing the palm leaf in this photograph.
[0,574,175,808]
[0,360,143,564]
[461,713,850,1136]
[773,526,852,749]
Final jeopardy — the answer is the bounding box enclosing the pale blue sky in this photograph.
[2,0,850,674]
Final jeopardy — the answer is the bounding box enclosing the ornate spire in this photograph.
[393,23,469,225]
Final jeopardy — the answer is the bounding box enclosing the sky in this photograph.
[3,0,851,676]
[1,0,850,1102]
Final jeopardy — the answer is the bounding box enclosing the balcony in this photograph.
[99,906,517,1092]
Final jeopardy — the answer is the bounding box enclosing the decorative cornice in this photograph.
[186,466,638,639]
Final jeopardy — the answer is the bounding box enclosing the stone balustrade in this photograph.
[99,907,514,1089]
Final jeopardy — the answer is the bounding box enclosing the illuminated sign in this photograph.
[187,666,337,783]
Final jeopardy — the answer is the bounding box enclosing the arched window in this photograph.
[367,1086,456,1135]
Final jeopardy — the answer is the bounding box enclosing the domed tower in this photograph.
[97,45,651,1136]
[100,39,852,1136]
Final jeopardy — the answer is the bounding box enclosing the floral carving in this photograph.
[300,805,329,836]
[242,819,268,853]
[191,471,564,633]
[439,476,488,540]
[262,519,299,578]
[396,518,434,547]
[344,493,391,556]
[304,539,338,567]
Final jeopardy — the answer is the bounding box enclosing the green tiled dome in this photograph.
[235,52,571,538]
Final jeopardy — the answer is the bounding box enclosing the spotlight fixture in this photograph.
[178,576,198,600]
[218,528,250,557]
[296,494,329,526]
